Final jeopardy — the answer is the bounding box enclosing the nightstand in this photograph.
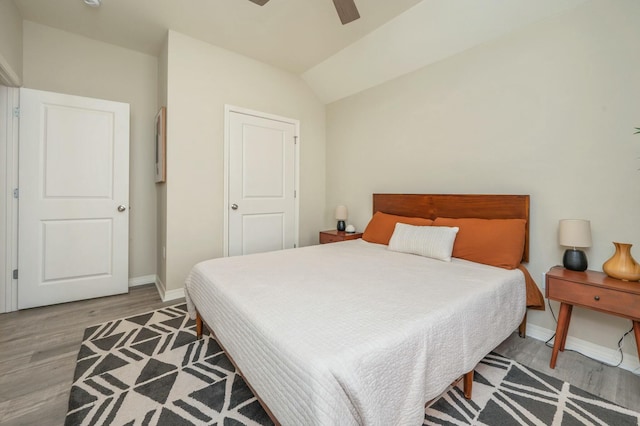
[319,230,363,244]
[545,266,640,369]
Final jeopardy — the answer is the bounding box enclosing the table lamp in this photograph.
[558,219,592,271]
[335,205,348,231]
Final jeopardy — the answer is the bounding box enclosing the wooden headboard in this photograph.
[372,194,530,263]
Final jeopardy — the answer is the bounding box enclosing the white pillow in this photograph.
[388,223,459,262]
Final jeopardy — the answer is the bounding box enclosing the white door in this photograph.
[18,88,130,309]
[227,109,298,256]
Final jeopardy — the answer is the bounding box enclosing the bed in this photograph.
[184,194,539,425]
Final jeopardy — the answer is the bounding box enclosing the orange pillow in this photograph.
[363,212,433,245]
[432,217,526,269]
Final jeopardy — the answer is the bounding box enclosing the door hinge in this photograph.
[294,136,298,145]
[13,107,20,118]
[12,269,18,279]
[294,190,297,198]
[13,188,18,199]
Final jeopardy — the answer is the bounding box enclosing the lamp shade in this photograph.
[558,219,592,248]
[335,205,348,220]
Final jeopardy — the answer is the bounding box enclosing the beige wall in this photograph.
[156,35,168,288]
[0,0,22,85]
[326,0,640,358]
[23,21,159,281]
[164,30,326,291]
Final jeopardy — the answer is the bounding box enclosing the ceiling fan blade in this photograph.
[332,0,360,25]
[248,0,270,5]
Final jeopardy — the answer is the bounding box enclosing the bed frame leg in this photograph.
[519,311,527,338]
[463,370,473,399]
[196,313,203,339]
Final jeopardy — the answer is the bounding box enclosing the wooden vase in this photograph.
[602,242,640,281]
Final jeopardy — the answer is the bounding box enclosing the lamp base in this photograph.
[563,249,588,271]
[337,220,346,231]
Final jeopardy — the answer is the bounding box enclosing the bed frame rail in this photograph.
[196,312,282,425]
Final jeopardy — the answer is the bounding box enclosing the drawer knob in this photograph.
[594,296,600,301]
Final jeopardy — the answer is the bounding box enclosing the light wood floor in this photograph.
[496,330,640,411]
[0,284,180,426]
[0,285,638,425]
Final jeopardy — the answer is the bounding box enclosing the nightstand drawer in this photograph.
[319,230,363,244]
[548,278,640,319]
[320,234,345,244]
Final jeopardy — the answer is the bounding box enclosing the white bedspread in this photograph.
[184,239,525,426]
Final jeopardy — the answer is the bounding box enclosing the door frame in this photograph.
[223,105,300,257]
[0,86,19,313]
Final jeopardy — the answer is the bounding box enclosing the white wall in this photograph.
[23,21,159,282]
[326,0,640,359]
[163,30,326,292]
[0,0,22,85]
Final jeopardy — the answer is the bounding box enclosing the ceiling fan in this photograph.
[248,0,360,25]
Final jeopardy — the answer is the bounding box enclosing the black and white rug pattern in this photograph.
[67,305,640,425]
[425,352,640,425]
[65,304,273,426]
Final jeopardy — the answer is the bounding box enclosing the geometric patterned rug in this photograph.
[66,305,640,426]
[65,304,273,426]
[425,352,640,425]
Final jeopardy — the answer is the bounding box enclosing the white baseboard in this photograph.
[526,323,640,374]
[163,287,185,301]
[128,275,156,287]
[153,275,185,302]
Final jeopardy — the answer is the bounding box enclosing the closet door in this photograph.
[226,108,298,256]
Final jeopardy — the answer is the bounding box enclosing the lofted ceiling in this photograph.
[12,0,422,74]
[12,0,590,103]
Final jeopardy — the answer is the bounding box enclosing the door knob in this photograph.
[117,205,127,212]
[231,204,239,210]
